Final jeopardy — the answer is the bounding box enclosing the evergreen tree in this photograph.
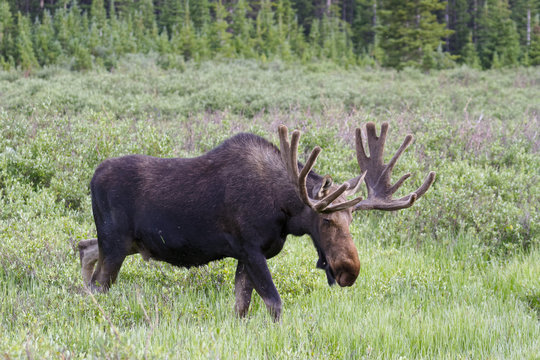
[254,0,279,59]
[509,0,540,48]
[231,0,254,58]
[529,24,540,64]
[321,15,337,60]
[447,0,471,57]
[307,17,322,59]
[16,12,38,72]
[461,32,482,68]
[352,0,376,53]
[34,10,62,65]
[90,0,107,30]
[157,25,171,54]
[289,17,308,60]
[491,50,501,68]
[291,0,316,35]
[158,0,184,34]
[421,44,435,72]
[477,0,521,68]
[209,0,233,57]
[171,1,199,60]
[138,0,155,30]
[378,0,453,69]
[190,0,210,30]
[0,0,15,68]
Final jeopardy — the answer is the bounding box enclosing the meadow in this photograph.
[0,57,539,358]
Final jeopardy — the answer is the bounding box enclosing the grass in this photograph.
[0,58,538,358]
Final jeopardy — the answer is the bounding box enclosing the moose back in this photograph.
[79,123,435,321]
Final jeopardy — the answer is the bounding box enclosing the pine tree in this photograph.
[190,0,210,30]
[138,0,155,30]
[0,0,15,68]
[231,0,254,58]
[421,44,435,72]
[34,10,62,65]
[53,6,69,52]
[289,18,308,60]
[307,18,322,60]
[447,0,471,57]
[290,0,316,35]
[461,32,481,68]
[491,50,501,68]
[276,0,296,61]
[16,12,38,72]
[90,0,107,31]
[477,0,521,68]
[172,2,199,60]
[157,26,171,54]
[158,0,184,34]
[529,24,540,65]
[509,0,540,49]
[254,0,279,59]
[209,0,233,57]
[378,0,453,69]
[352,0,376,53]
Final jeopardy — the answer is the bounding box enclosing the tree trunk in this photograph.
[445,1,450,50]
[472,0,477,44]
[527,6,531,47]
[373,1,377,27]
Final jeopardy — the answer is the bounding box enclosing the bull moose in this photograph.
[78,122,435,321]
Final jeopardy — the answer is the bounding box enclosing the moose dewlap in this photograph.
[79,123,435,321]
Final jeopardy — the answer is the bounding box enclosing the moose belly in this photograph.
[134,224,232,267]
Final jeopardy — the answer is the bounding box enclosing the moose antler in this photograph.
[353,122,436,211]
[278,125,365,213]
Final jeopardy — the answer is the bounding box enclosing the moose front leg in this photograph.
[234,261,254,318]
[243,254,282,322]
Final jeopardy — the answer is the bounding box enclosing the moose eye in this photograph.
[322,218,332,225]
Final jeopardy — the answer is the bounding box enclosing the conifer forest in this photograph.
[1,0,540,71]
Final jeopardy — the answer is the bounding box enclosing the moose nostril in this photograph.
[336,271,357,287]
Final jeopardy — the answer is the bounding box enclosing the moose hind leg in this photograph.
[90,254,126,292]
[234,261,254,318]
[89,233,131,292]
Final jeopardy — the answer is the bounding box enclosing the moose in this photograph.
[78,122,435,321]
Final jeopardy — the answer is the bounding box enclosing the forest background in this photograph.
[2,0,540,72]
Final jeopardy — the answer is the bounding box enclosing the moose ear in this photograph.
[312,175,333,199]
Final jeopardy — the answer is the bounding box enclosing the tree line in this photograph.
[1,0,540,72]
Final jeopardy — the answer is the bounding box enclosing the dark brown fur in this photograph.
[83,133,361,321]
[81,123,435,321]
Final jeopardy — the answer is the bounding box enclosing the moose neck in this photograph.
[283,170,324,237]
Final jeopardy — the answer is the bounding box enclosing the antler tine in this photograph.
[297,145,322,207]
[366,122,388,165]
[384,134,413,179]
[353,122,435,212]
[323,171,367,212]
[355,127,369,169]
[313,183,349,212]
[289,130,301,178]
[278,125,363,214]
[414,171,436,198]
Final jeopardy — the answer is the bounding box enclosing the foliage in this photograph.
[0,60,538,357]
[378,0,454,69]
[0,0,539,70]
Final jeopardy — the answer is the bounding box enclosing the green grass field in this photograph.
[1,58,539,358]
